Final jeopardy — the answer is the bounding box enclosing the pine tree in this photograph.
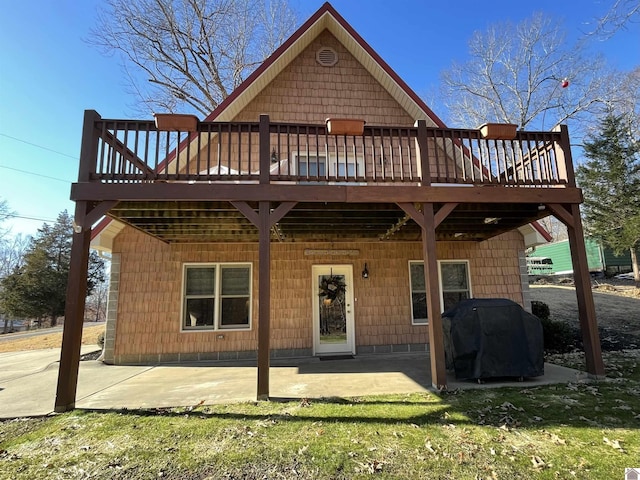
[576,114,640,283]
[0,211,106,326]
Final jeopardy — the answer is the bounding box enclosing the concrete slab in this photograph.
[0,346,101,418]
[1,350,588,418]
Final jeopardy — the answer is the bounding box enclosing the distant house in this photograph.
[528,238,638,276]
[54,2,605,411]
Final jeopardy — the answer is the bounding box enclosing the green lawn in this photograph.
[1,350,639,479]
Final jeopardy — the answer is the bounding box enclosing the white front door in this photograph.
[312,265,355,355]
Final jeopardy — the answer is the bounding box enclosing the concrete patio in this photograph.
[0,347,588,418]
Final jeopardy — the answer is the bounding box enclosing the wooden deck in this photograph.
[53,110,605,413]
[75,112,580,244]
[89,113,572,187]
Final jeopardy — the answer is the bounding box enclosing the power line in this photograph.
[6,213,58,223]
[0,132,78,159]
[0,165,71,183]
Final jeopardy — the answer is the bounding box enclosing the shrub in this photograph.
[531,300,550,321]
[540,317,579,354]
[531,300,578,353]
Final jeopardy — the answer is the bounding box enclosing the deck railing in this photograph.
[84,112,575,187]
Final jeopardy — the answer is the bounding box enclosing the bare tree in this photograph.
[440,13,616,137]
[536,217,568,242]
[90,0,298,116]
[610,67,640,137]
[587,0,640,39]
[85,276,109,323]
[0,235,30,333]
[0,199,13,242]
[0,234,30,280]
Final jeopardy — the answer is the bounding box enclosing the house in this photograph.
[54,3,605,412]
[528,238,639,276]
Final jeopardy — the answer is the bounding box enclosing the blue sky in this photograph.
[0,0,638,236]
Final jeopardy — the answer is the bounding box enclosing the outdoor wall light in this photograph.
[271,147,278,163]
[362,263,369,279]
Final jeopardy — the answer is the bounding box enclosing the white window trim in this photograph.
[180,262,253,333]
[437,260,472,314]
[408,260,472,325]
[408,260,428,325]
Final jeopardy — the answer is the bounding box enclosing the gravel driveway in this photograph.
[530,285,640,349]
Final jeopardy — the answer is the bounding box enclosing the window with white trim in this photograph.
[182,264,251,330]
[439,261,471,312]
[409,260,471,324]
[293,153,364,179]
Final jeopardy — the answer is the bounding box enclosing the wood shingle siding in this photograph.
[110,227,524,363]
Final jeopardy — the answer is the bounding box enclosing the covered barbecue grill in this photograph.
[442,298,544,381]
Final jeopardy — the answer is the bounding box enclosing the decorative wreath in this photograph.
[318,275,347,301]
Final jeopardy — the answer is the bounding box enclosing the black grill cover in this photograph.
[442,298,544,380]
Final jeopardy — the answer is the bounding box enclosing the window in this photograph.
[294,153,364,179]
[409,262,428,324]
[297,155,326,177]
[182,264,251,330]
[439,261,471,311]
[408,260,471,324]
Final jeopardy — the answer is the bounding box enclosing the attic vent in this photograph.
[316,47,338,67]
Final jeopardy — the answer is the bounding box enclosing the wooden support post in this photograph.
[422,203,447,389]
[415,120,431,186]
[54,110,101,412]
[54,202,92,412]
[256,200,271,400]
[566,203,605,377]
[554,124,577,186]
[259,114,270,185]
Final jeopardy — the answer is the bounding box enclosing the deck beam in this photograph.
[71,183,583,205]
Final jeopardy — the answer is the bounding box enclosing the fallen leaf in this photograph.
[531,455,546,469]
[425,440,436,454]
[603,437,625,453]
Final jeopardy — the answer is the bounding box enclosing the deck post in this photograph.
[415,120,431,185]
[54,202,92,412]
[566,203,606,377]
[55,110,101,412]
[259,114,270,185]
[421,203,447,389]
[257,200,271,400]
[257,113,272,400]
[554,124,576,186]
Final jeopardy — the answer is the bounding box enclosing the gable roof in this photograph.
[202,2,446,126]
[90,2,550,249]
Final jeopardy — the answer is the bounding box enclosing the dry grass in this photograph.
[0,324,104,353]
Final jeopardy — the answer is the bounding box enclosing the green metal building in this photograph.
[527,238,637,276]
